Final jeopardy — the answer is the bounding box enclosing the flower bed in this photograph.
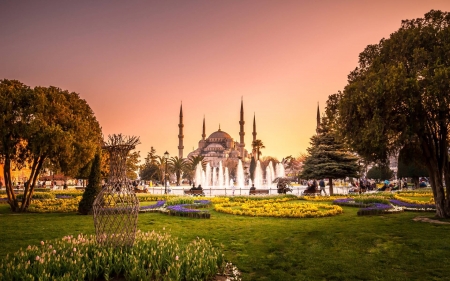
[357,203,394,216]
[166,200,212,219]
[0,230,228,281]
[389,199,435,211]
[214,199,343,218]
[28,197,82,213]
[140,200,166,212]
[333,197,404,216]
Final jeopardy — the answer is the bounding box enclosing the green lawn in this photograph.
[1,203,449,280]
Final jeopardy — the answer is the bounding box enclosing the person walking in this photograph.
[319,179,327,196]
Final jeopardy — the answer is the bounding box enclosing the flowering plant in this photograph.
[215,199,342,218]
[0,230,228,281]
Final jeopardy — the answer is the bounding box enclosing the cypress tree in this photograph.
[249,157,256,181]
[78,151,102,215]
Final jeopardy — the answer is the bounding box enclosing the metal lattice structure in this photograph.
[93,134,140,247]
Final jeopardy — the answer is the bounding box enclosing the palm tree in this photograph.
[169,156,187,186]
[251,139,265,160]
[186,155,206,184]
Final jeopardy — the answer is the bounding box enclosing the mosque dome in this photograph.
[208,129,232,140]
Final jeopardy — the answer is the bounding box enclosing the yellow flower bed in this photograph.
[396,192,433,197]
[210,197,230,204]
[28,196,82,213]
[214,199,342,218]
[393,194,434,205]
[301,196,345,202]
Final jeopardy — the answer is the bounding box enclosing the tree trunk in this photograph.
[412,177,419,189]
[4,158,19,212]
[329,178,333,196]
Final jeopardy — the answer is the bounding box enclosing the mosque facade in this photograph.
[177,99,256,167]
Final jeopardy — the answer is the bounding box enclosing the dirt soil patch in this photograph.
[413,216,450,225]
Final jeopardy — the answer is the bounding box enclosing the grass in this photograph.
[1,202,450,280]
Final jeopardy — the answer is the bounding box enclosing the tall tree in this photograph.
[251,139,265,160]
[0,80,101,212]
[126,151,140,180]
[78,151,102,215]
[249,157,256,181]
[169,156,187,186]
[139,147,159,182]
[301,118,360,195]
[337,10,450,217]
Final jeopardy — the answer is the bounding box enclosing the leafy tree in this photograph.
[251,139,265,160]
[366,165,394,182]
[337,10,450,217]
[126,151,140,180]
[0,80,101,212]
[397,145,429,189]
[301,118,360,195]
[78,151,102,215]
[282,155,302,178]
[169,156,187,186]
[139,147,159,182]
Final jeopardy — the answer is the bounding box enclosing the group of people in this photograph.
[304,179,328,195]
[190,184,203,192]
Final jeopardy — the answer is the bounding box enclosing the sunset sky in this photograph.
[2,1,450,163]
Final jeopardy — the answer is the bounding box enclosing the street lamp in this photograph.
[164,151,169,194]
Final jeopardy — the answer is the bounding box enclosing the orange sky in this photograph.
[1,1,450,162]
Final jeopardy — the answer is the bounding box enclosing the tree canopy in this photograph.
[0,79,102,212]
[337,10,450,217]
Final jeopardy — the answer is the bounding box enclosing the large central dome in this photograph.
[208,129,232,140]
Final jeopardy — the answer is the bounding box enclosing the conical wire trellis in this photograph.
[93,134,140,247]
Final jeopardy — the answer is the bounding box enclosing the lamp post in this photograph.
[164,151,169,194]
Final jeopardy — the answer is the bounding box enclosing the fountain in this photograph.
[212,166,217,187]
[218,162,224,188]
[224,167,229,188]
[253,160,263,188]
[236,159,245,188]
[205,163,211,187]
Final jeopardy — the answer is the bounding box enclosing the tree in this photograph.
[282,155,302,178]
[337,10,450,217]
[169,156,187,186]
[251,139,265,160]
[139,147,159,182]
[78,151,102,215]
[397,145,429,189]
[126,151,140,180]
[184,155,206,183]
[0,80,101,212]
[301,118,360,195]
[249,157,256,181]
[366,165,394,182]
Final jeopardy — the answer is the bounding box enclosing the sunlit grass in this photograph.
[1,198,450,280]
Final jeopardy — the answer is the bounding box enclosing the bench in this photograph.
[302,189,321,196]
[184,189,204,196]
[249,189,270,195]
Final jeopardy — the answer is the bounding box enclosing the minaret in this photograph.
[202,115,206,140]
[252,113,257,143]
[239,98,245,158]
[178,103,184,158]
[316,102,320,134]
